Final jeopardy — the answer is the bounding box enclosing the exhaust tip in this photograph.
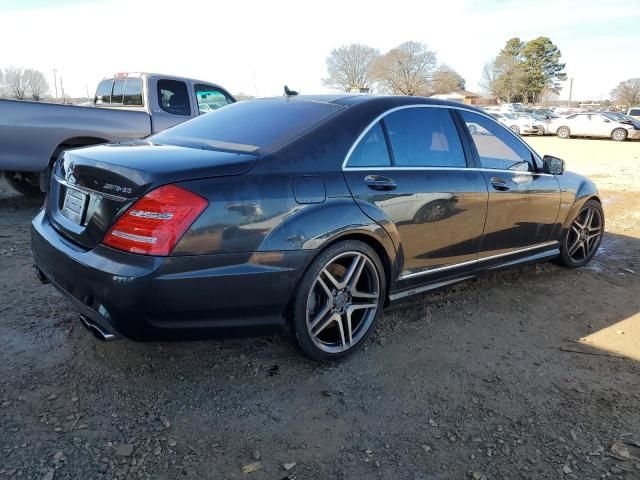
[79,314,116,341]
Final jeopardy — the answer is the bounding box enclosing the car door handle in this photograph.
[364,175,397,191]
[490,177,511,191]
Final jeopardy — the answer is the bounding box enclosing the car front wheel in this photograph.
[292,240,386,361]
[611,128,627,141]
[558,199,604,268]
[510,125,520,134]
[557,126,571,139]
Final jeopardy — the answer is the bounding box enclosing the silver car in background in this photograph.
[552,112,640,141]
[490,112,542,135]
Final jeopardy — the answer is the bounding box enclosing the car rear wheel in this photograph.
[510,125,520,134]
[557,126,570,139]
[3,171,44,197]
[292,240,386,361]
[611,128,627,142]
[557,199,604,268]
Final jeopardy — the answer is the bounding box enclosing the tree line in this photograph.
[0,67,50,101]
[323,41,465,96]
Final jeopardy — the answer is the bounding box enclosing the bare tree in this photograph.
[480,58,500,97]
[4,67,28,100]
[373,41,437,96]
[611,78,640,108]
[323,44,380,92]
[431,65,466,94]
[24,69,49,101]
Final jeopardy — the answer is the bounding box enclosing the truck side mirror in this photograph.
[543,155,564,175]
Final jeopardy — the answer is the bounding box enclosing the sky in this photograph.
[0,0,638,100]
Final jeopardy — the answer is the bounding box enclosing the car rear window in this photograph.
[150,98,344,153]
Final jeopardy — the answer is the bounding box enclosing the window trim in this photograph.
[342,104,543,171]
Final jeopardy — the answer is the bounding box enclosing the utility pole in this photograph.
[53,68,58,101]
[567,77,573,107]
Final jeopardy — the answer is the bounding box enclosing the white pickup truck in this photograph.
[0,72,235,195]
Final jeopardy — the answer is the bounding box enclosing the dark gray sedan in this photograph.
[32,95,604,360]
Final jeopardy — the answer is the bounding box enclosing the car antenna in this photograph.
[284,85,298,97]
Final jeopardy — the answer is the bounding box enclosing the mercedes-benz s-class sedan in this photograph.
[32,95,604,361]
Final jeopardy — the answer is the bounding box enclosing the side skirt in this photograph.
[387,247,560,304]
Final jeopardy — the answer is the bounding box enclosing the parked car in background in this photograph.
[490,112,542,135]
[499,102,525,113]
[627,107,640,120]
[0,72,235,195]
[31,95,603,361]
[551,112,640,141]
[513,113,550,135]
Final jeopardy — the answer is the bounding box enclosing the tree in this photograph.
[323,43,380,92]
[373,41,437,96]
[24,69,49,101]
[485,37,566,104]
[493,38,525,103]
[431,65,465,94]
[521,37,566,103]
[4,67,28,100]
[611,78,640,107]
[480,58,500,97]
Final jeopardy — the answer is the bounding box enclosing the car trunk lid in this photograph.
[47,141,257,250]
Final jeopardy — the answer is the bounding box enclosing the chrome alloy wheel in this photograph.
[305,251,380,353]
[566,204,603,262]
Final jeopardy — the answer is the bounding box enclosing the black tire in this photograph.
[3,171,44,197]
[557,126,570,139]
[557,199,604,268]
[291,240,386,361]
[509,125,520,134]
[611,128,627,142]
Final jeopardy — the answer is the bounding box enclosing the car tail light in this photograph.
[102,185,208,256]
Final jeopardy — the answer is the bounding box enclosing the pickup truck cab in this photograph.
[0,72,235,195]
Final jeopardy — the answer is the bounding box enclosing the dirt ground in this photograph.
[1,137,639,480]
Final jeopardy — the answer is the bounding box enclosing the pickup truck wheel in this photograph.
[3,171,44,197]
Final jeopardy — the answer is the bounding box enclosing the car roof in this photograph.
[256,94,487,113]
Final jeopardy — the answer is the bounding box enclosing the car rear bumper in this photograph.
[31,210,314,341]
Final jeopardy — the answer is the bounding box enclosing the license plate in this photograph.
[61,187,88,224]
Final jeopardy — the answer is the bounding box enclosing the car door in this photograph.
[343,106,488,279]
[458,110,561,259]
[149,78,196,133]
[589,114,613,138]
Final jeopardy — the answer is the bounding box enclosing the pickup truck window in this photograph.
[123,78,143,106]
[111,79,125,104]
[195,84,232,115]
[158,79,190,116]
[94,77,143,106]
[95,79,113,104]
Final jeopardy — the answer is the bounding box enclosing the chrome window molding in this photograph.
[343,166,554,177]
[341,103,544,170]
[399,240,559,280]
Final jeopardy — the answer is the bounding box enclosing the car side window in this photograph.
[347,122,391,168]
[157,79,190,116]
[384,108,466,167]
[194,84,233,115]
[460,111,533,172]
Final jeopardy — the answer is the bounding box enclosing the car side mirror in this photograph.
[543,155,564,175]
[603,119,610,123]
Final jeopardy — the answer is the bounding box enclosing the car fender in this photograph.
[557,172,600,231]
